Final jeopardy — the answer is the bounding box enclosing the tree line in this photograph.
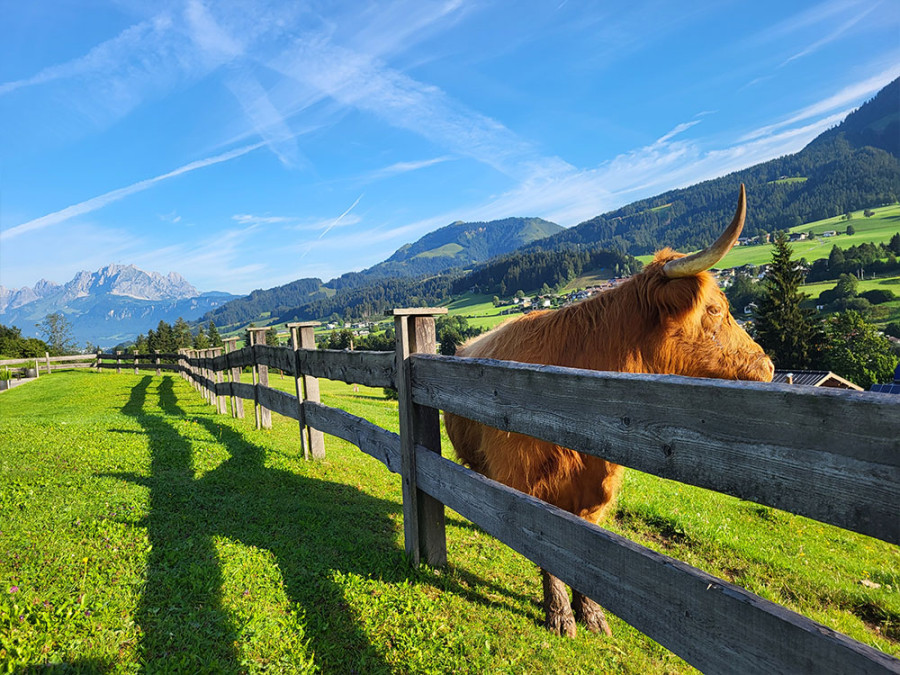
[751,232,898,388]
[131,318,224,356]
[805,233,900,282]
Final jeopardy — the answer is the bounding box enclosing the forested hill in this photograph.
[527,77,900,257]
[199,216,561,327]
[327,216,562,290]
[201,277,328,328]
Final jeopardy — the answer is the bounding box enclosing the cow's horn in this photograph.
[663,184,746,278]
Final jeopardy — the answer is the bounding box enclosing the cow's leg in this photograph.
[541,569,576,637]
[571,590,613,636]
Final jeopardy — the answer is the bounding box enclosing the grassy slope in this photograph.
[634,203,900,269]
[1,371,897,673]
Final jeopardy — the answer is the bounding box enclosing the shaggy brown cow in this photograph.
[444,185,774,637]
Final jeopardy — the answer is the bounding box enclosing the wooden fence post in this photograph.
[288,322,325,460]
[223,338,244,419]
[211,347,226,414]
[116,351,122,374]
[393,307,448,567]
[201,349,211,404]
[190,350,199,391]
[133,351,139,376]
[46,352,52,375]
[247,328,272,430]
[154,350,161,376]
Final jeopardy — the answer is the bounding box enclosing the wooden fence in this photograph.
[0,352,99,376]
[96,311,900,674]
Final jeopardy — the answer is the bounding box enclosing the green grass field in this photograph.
[444,293,512,332]
[2,370,897,672]
[634,203,900,269]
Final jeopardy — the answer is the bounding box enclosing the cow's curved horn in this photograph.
[663,184,746,278]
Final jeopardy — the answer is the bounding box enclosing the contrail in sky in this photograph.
[318,193,363,239]
[1,142,265,241]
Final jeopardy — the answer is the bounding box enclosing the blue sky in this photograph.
[1,0,898,295]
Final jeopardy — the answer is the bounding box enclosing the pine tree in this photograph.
[194,327,209,349]
[207,320,223,348]
[752,232,823,369]
[154,320,177,354]
[172,318,193,349]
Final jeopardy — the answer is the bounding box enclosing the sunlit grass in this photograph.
[1,370,897,672]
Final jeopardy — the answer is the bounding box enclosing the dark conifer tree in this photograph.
[753,232,823,369]
[207,320,223,347]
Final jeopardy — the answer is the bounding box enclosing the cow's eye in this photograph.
[707,305,722,316]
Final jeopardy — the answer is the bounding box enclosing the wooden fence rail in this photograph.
[97,313,898,674]
[2,353,99,376]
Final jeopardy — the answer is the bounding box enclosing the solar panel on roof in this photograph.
[870,383,900,394]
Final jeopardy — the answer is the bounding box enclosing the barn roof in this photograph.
[772,370,863,391]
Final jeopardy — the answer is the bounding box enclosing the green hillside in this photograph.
[636,203,900,267]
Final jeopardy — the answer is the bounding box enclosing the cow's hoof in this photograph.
[573,594,613,636]
[544,610,577,638]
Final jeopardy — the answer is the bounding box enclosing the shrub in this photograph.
[859,289,896,305]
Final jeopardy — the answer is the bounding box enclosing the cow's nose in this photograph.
[761,356,775,381]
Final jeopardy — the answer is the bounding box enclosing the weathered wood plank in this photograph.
[412,355,900,544]
[304,402,401,473]
[227,381,256,402]
[253,344,297,375]
[298,349,395,388]
[224,346,256,371]
[415,449,899,675]
[98,362,179,372]
[49,362,99,370]
[98,352,180,361]
[2,354,96,366]
[257,385,302,422]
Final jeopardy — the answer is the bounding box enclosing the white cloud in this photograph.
[740,66,900,142]
[781,5,876,65]
[232,213,293,226]
[367,156,455,181]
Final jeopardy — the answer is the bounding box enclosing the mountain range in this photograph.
[0,264,237,346]
[4,76,899,346]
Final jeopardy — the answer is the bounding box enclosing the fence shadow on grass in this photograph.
[113,376,409,673]
[110,375,543,673]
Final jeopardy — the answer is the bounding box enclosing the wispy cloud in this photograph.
[781,4,876,65]
[232,213,293,226]
[747,0,869,46]
[1,142,264,241]
[655,120,703,145]
[0,15,173,97]
[739,66,900,142]
[367,156,455,181]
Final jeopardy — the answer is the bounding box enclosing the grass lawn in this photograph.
[444,293,512,332]
[1,370,897,673]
